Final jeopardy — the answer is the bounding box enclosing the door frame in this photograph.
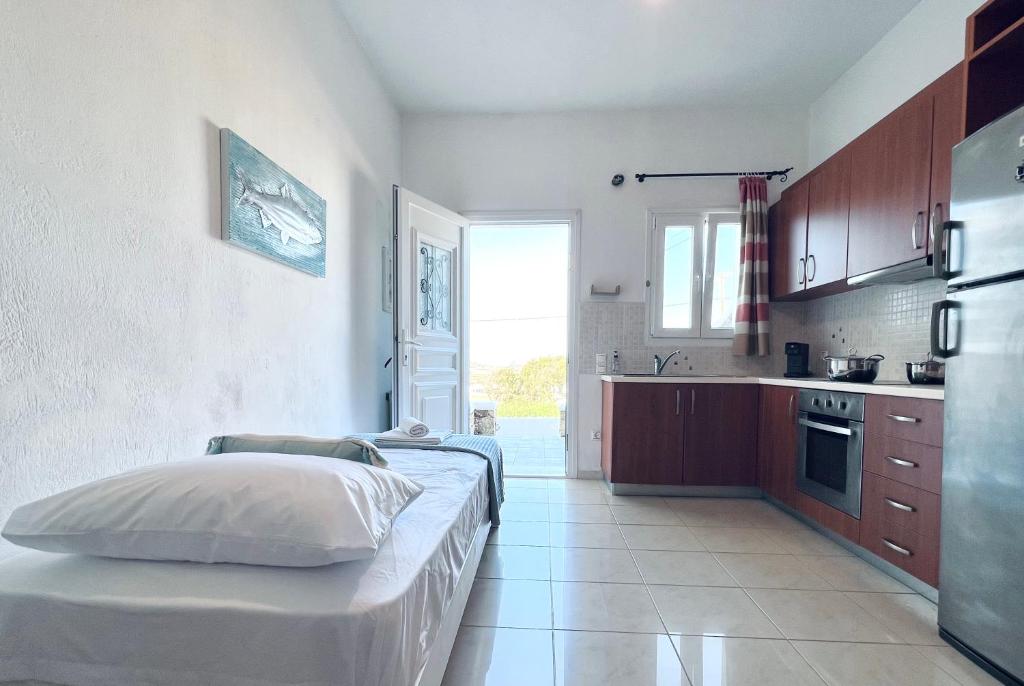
[461,210,581,479]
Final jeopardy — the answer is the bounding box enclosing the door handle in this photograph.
[885,498,916,513]
[885,455,918,468]
[690,388,695,416]
[936,220,963,279]
[806,254,816,282]
[675,389,680,416]
[911,211,924,250]
[797,258,805,285]
[930,300,961,358]
[882,538,913,556]
[798,418,852,435]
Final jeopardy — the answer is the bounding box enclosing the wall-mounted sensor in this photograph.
[611,174,624,186]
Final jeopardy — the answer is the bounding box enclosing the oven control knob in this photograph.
[826,399,833,408]
[812,398,819,406]
[839,401,847,410]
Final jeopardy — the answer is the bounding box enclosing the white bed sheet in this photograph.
[0,450,490,686]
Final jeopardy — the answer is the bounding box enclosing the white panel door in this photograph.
[395,187,466,433]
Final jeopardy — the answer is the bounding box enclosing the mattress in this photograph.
[0,450,490,686]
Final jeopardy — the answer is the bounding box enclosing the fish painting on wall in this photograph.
[220,129,326,277]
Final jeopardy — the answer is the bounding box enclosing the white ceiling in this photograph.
[337,0,920,114]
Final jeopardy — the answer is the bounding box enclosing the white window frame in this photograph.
[647,208,741,340]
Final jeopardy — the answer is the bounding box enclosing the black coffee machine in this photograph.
[784,342,811,378]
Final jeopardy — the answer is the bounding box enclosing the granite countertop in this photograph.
[599,374,944,400]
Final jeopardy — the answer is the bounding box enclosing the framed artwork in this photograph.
[220,129,326,277]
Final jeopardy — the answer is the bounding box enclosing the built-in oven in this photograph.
[796,388,864,519]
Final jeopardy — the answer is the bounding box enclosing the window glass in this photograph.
[662,225,694,329]
[709,222,741,329]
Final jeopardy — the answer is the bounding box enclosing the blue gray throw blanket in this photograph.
[351,433,505,524]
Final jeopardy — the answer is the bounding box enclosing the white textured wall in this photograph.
[402,107,807,473]
[807,0,977,166]
[0,0,400,556]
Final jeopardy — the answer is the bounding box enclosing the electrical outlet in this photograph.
[590,430,601,440]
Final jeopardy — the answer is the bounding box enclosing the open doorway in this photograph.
[467,219,572,477]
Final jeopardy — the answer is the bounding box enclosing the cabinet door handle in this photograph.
[885,498,916,513]
[797,258,805,285]
[882,538,913,556]
[675,389,680,416]
[885,455,918,468]
[887,414,920,424]
[806,254,816,282]
[690,388,695,416]
[788,394,794,420]
[911,211,924,250]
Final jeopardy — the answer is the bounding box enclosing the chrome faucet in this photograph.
[653,350,681,376]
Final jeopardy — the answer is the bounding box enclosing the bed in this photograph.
[0,448,492,686]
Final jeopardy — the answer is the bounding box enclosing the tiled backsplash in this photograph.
[581,280,946,382]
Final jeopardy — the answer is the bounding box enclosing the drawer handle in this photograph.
[882,538,913,556]
[885,455,918,468]
[887,414,920,424]
[884,498,916,513]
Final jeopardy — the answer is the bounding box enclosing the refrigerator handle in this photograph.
[933,219,963,280]
[930,300,961,358]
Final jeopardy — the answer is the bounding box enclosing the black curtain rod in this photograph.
[611,167,793,186]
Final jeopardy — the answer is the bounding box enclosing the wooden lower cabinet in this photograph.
[860,471,940,586]
[757,385,799,505]
[601,382,757,487]
[684,384,759,486]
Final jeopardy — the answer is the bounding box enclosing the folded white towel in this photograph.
[398,417,429,438]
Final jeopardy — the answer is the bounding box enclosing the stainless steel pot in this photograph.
[822,348,885,383]
[906,354,945,384]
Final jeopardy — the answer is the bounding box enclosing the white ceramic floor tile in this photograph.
[845,592,943,645]
[674,636,826,686]
[442,626,554,686]
[549,522,626,549]
[554,631,688,686]
[503,487,550,504]
[551,547,642,583]
[620,524,706,552]
[462,578,553,629]
[793,641,961,686]
[665,498,766,528]
[690,527,786,553]
[914,646,1005,686]
[552,581,665,633]
[500,502,552,522]
[487,521,550,546]
[605,495,671,507]
[548,489,607,504]
[612,504,684,525]
[765,527,853,556]
[795,555,913,592]
[747,589,901,643]
[477,545,551,580]
[713,553,833,590]
[634,550,737,587]
[549,503,616,524]
[548,479,606,492]
[649,585,782,638]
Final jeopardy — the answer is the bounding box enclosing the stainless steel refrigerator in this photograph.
[935,102,1024,685]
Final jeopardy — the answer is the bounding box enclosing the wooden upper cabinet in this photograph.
[847,92,934,278]
[805,149,851,289]
[769,180,809,300]
[683,384,758,486]
[927,63,965,254]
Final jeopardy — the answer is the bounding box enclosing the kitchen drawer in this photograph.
[861,471,940,539]
[864,433,942,494]
[866,396,943,447]
[860,518,939,587]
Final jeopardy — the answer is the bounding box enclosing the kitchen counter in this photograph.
[599,375,944,400]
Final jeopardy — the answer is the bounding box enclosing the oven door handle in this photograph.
[798,418,853,436]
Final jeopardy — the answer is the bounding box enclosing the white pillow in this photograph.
[1,453,423,567]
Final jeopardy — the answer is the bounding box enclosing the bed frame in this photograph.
[415,520,491,686]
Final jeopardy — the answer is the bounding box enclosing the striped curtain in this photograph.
[732,176,770,356]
